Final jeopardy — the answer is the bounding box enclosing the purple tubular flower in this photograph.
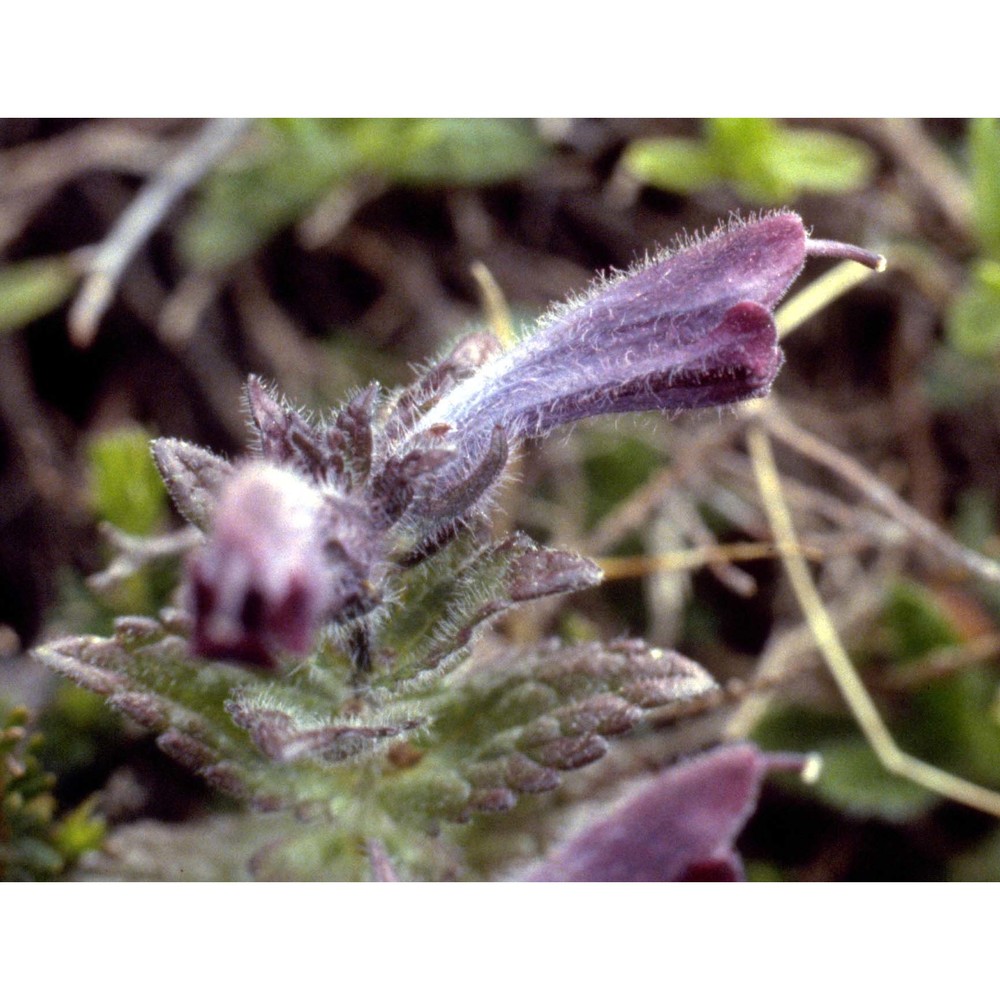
[420,212,883,451]
[526,743,804,882]
[171,213,883,667]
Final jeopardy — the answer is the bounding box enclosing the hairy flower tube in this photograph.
[160,212,882,667]
[419,211,883,453]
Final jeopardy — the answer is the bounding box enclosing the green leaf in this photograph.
[0,256,78,335]
[626,119,875,204]
[87,427,167,536]
[969,118,1000,258]
[705,118,787,201]
[375,532,601,689]
[402,639,718,821]
[351,118,545,186]
[811,737,939,821]
[908,669,1000,789]
[36,615,405,815]
[622,137,719,194]
[51,799,106,862]
[946,258,1000,358]
[883,579,961,663]
[180,119,545,270]
[179,119,360,270]
[765,129,876,196]
[753,706,938,821]
[708,118,874,202]
[879,583,1000,786]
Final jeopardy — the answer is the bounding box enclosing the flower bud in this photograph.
[187,463,329,666]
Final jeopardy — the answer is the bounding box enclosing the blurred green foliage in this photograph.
[0,255,78,335]
[580,428,663,527]
[947,119,1000,359]
[84,426,175,617]
[623,118,875,203]
[181,118,546,270]
[87,426,167,536]
[36,682,122,779]
[1,704,105,880]
[755,580,1000,826]
[969,118,1000,259]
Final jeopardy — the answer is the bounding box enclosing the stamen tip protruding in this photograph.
[805,237,886,272]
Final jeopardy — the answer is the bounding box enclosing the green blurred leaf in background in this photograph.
[87,427,167,537]
[0,255,79,335]
[755,580,1000,824]
[623,118,876,204]
[1,705,105,880]
[181,118,546,271]
[969,118,1000,259]
[946,119,1000,360]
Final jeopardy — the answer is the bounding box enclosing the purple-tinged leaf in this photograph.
[34,636,127,695]
[529,733,607,770]
[226,700,422,763]
[431,640,718,820]
[335,385,377,482]
[368,440,456,527]
[382,330,503,444]
[156,728,220,773]
[409,424,508,525]
[151,438,233,531]
[502,753,562,794]
[247,377,309,463]
[107,690,170,730]
[527,743,797,882]
[465,754,560,797]
[246,376,347,484]
[505,541,604,603]
[465,787,519,814]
